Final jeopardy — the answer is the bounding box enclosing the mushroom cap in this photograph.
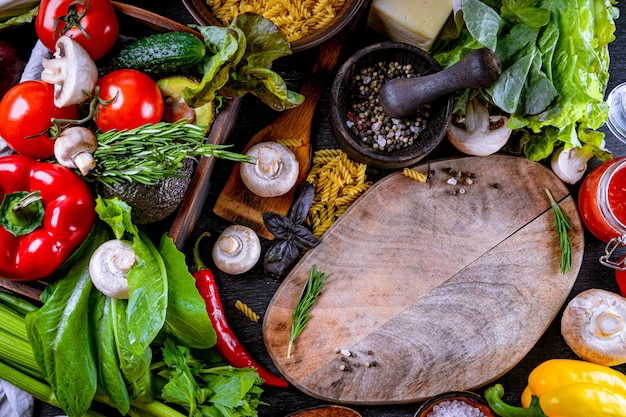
[212,225,261,275]
[561,288,626,366]
[41,35,98,107]
[240,142,299,197]
[89,239,136,299]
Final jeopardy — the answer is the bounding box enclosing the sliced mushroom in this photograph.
[447,97,512,156]
[561,288,626,366]
[240,142,299,197]
[212,225,261,275]
[41,35,98,107]
[551,145,594,185]
[54,126,98,175]
[89,239,137,299]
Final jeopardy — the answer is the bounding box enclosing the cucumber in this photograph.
[110,32,206,78]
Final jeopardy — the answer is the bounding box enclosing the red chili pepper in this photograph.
[0,154,95,281]
[192,232,289,388]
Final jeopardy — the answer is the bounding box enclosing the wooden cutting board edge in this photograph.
[262,155,584,404]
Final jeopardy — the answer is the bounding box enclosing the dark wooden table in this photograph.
[131,1,626,416]
[18,1,626,416]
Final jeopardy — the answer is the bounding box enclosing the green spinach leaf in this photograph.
[159,234,217,349]
[25,222,110,417]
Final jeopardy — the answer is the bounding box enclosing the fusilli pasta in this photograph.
[206,0,347,42]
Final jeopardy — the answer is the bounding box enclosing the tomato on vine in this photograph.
[94,69,164,132]
[36,0,119,61]
[0,81,78,160]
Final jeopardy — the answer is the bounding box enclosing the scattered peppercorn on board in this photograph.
[263,154,584,404]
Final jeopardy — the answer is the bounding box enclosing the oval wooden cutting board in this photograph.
[263,155,584,404]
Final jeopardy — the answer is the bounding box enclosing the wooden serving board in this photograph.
[263,155,584,404]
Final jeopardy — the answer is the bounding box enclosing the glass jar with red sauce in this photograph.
[579,156,626,294]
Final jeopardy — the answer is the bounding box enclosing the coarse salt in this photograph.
[425,399,486,417]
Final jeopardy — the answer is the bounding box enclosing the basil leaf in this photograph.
[288,182,316,225]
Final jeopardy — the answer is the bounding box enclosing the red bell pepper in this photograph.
[0,154,95,281]
[192,232,289,388]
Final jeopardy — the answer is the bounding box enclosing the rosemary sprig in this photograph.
[287,264,329,359]
[87,120,251,187]
[545,188,572,274]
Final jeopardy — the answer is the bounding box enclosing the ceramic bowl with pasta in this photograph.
[182,0,366,53]
[330,42,453,170]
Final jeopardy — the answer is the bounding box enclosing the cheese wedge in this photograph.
[367,0,454,51]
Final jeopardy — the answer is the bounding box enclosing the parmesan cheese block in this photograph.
[367,0,454,51]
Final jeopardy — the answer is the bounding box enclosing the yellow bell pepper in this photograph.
[485,359,626,417]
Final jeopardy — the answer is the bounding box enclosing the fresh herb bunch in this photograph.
[155,338,265,417]
[545,188,572,274]
[287,264,329,359]
[87,120,251,186]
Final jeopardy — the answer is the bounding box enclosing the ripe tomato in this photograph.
[94,69,164,132]
[0,81,78,160]
[36,0,119,61]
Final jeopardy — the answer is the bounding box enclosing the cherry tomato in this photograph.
[0,81,78,160]
[36,0,119,61]
[94,69,164,132]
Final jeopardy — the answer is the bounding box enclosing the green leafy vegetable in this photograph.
[96,196,168,356]
[432,0,618,162]
[159,233,217,349]
[186,13,304,110]
[25,222,111,417]
[91,293,131,415]
[155,337,265,417]
[287,264,329,359]
[0,1,38,31]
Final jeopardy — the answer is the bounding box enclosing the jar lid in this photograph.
[607,82,626,143]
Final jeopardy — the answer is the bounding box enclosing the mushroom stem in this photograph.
[217,235,242,255]
[590,311,624,339]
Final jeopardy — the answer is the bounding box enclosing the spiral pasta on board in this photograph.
[305,149,371,238]
[205,0,347,42]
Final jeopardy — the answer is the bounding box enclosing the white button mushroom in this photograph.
[446,97,512,156]
[561,288,626,366]
[41,35,98,107]
[212,225,261,275]
[240,142,299,197]
[89,239,137,299]
[54,126,98,175]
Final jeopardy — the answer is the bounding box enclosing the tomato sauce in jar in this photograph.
[578,156,626,243]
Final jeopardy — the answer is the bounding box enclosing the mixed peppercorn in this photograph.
[345,60,431,152]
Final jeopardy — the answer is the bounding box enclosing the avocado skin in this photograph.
[100,158,195,224]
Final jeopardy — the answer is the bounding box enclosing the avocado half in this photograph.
[157,76,214,130]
